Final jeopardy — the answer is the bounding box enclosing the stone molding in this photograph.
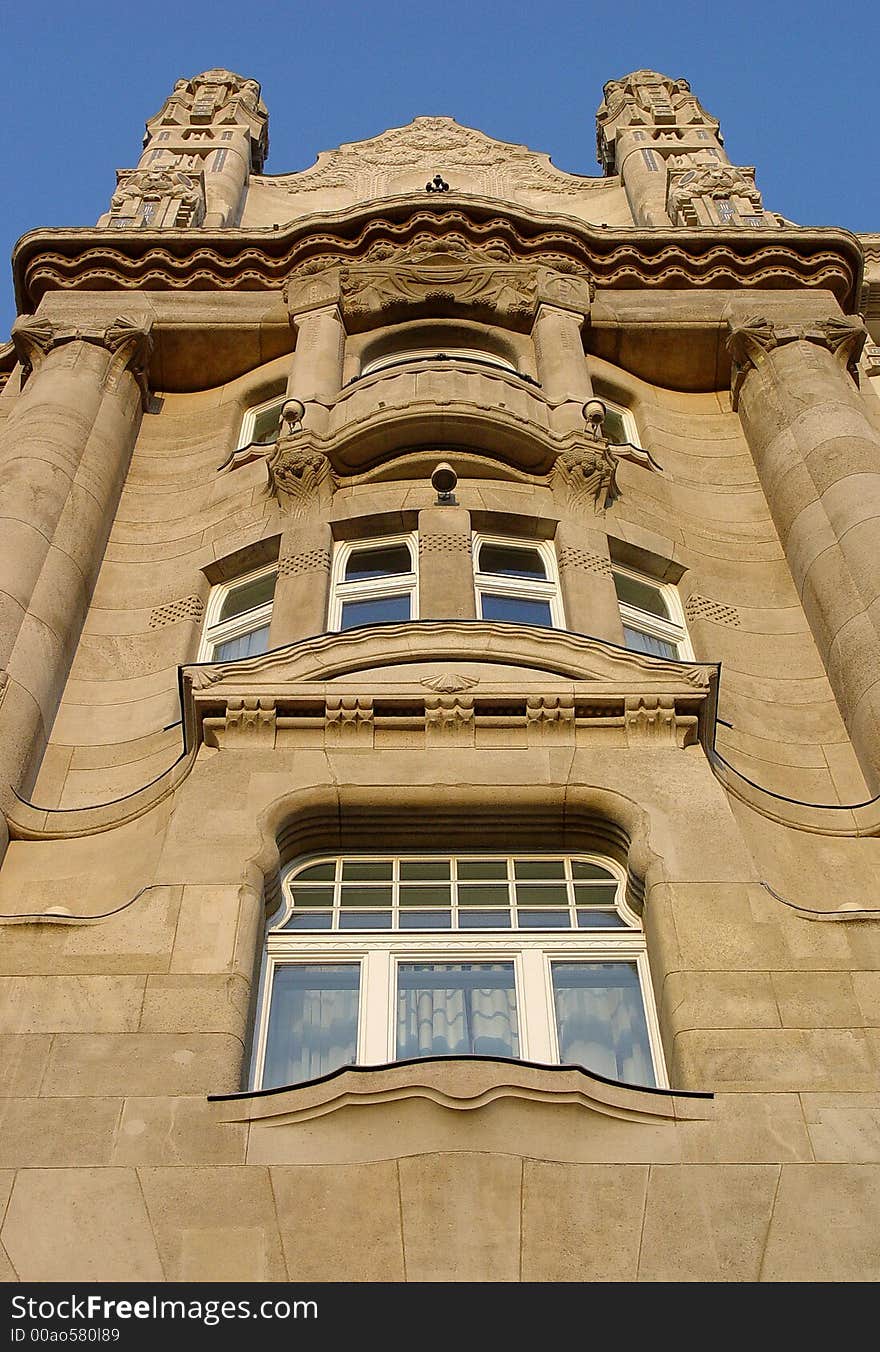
[10,312,153,407]
[15,215,862,315]
[727,313,868,408]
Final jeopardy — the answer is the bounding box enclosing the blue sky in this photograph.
[2,0,878,337]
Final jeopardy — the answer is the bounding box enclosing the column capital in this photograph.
[726,313,867,408]
[11,313,154,406]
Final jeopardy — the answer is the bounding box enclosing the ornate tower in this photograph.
[99,68,269,230]
[596,68,771,229]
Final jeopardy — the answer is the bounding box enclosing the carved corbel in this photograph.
[10,315,58,380]
[223,696,277,745]
[283,263,343,319]
[325,696,373,745]
[624,695,689,747]
[266,435,335,514]
[815,315,868,383]
[525,696,575,742]
[103,316,154,408]
[424,695,474,743]
[535,267,593,317]
[551,441,620,511]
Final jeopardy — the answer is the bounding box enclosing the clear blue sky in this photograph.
[2,0,878,337]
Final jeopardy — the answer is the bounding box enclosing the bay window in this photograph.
[473,535,563,629]
[252,853,665,1092]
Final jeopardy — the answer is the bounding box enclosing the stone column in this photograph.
[0,313,151,809]
[286,305,346,435]
[531,304,593,406]
[728,313,880,788]
[270,523,334,646]
[554,519,623,641]
[417,507,476,621]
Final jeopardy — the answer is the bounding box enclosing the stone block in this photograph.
[170,885,242,974]
[771,970,863,1028]
[271,1162,405,1281]
[140,974,250,1036]
[0,1096,122,1167]
[398,1152,522,1282]
[761,1164,880,1281]
[113,1097,247,1166]
[138,1165,286,1281]
[42,1033,243,1097]
[0,1035,52,1097]
[1,1168,164,1280]
[0,975,145,1034]
[637,1164,779,1281]
[521,1162,648,1281]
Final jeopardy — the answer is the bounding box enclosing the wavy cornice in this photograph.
[13,199,864,313]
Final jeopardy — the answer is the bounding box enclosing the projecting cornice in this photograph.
[12,199,864,314]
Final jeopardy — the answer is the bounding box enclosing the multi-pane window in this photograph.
[253,853,665,1093]
[329,536,418,631]
[473,535,563,629]
[238,395,286,449]
[612,565,691,660]
[199,564,277,661]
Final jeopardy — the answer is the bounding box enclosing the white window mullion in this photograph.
[361,949,393,1065]
[518,949,555,1064]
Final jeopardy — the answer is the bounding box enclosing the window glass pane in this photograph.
[518,910,571,928]
[621,625,678,660]
[218,573,277,622]
[340,594,411,629]
[397,963,519,1059]
[398,910,452,929]
[341,861,393,881]
[399,860,450,881]
[212,624,270,662]
[573,883,619,907]
[552,962,655,1087]
[572,860,615,880]
[345,544,412,581]
[263,964,359,1089]
[458,884,510,906]
[399,885,452,907]
[338,912,392,929]
[577,910,627,929]
[283,913,333,930]
[514,859,566,880]
[515,884,569,906]
[338,886,393,907]
[288,886,334,909]
[603,408,629,445]
[478,544,546,579]
[480,594,553,627]
[457,859,508,880]
[613,572,670,619]
[294,862,336,882]
[458,910,512,928]
[249,401,284,445]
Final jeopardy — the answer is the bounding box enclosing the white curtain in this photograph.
[553,962,654,1087]
[397,963,518,1059]
[263,965,359,1088]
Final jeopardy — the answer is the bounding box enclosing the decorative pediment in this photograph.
[260,115,607,201]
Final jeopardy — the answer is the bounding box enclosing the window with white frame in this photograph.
[360,347,517,378]
[252,852,666,1092]
[199,564,277,661]
[329,535,418,631]
[612,565,692,660]
[238,394,286,449]
[601,399,640,448]
[473,535,563,629]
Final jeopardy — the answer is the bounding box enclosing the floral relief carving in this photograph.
[266,436,335,514]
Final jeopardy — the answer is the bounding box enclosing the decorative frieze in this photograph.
[727,313,867,407]
[624,694,696,747]
[325,696,374,745]
[424,695,475,743]
[525,696,575,741]
[149,594,205,628]
[418,534,472,557]
[685,594,741,628]
[667,164,764,228]
[109,168,206,229]
[223,696,276,744]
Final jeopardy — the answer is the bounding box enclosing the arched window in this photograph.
[252,852,665,1092]
[199,564,277,661]
[601,399,641,448]
[612,565,692,659]
[238,394,286,450]
[360,347,517,378]
[329,534,419,630]
[472,534,564,628]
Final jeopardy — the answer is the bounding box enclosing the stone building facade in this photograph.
[1,67,880,1282]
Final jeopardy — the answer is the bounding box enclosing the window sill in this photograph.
[209,1058,713,1167]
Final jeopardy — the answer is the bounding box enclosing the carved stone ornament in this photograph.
[336,234,541,329]
[266,435,334,513]
[596,69,719,170]
[420,672,480,694]
[146,69,268,170]
[110,168,206,228]
[551,440,621,511]
[11,314,153,405]
[666,164,763,227]
[727,313,868,407]
[263,115,606,199]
